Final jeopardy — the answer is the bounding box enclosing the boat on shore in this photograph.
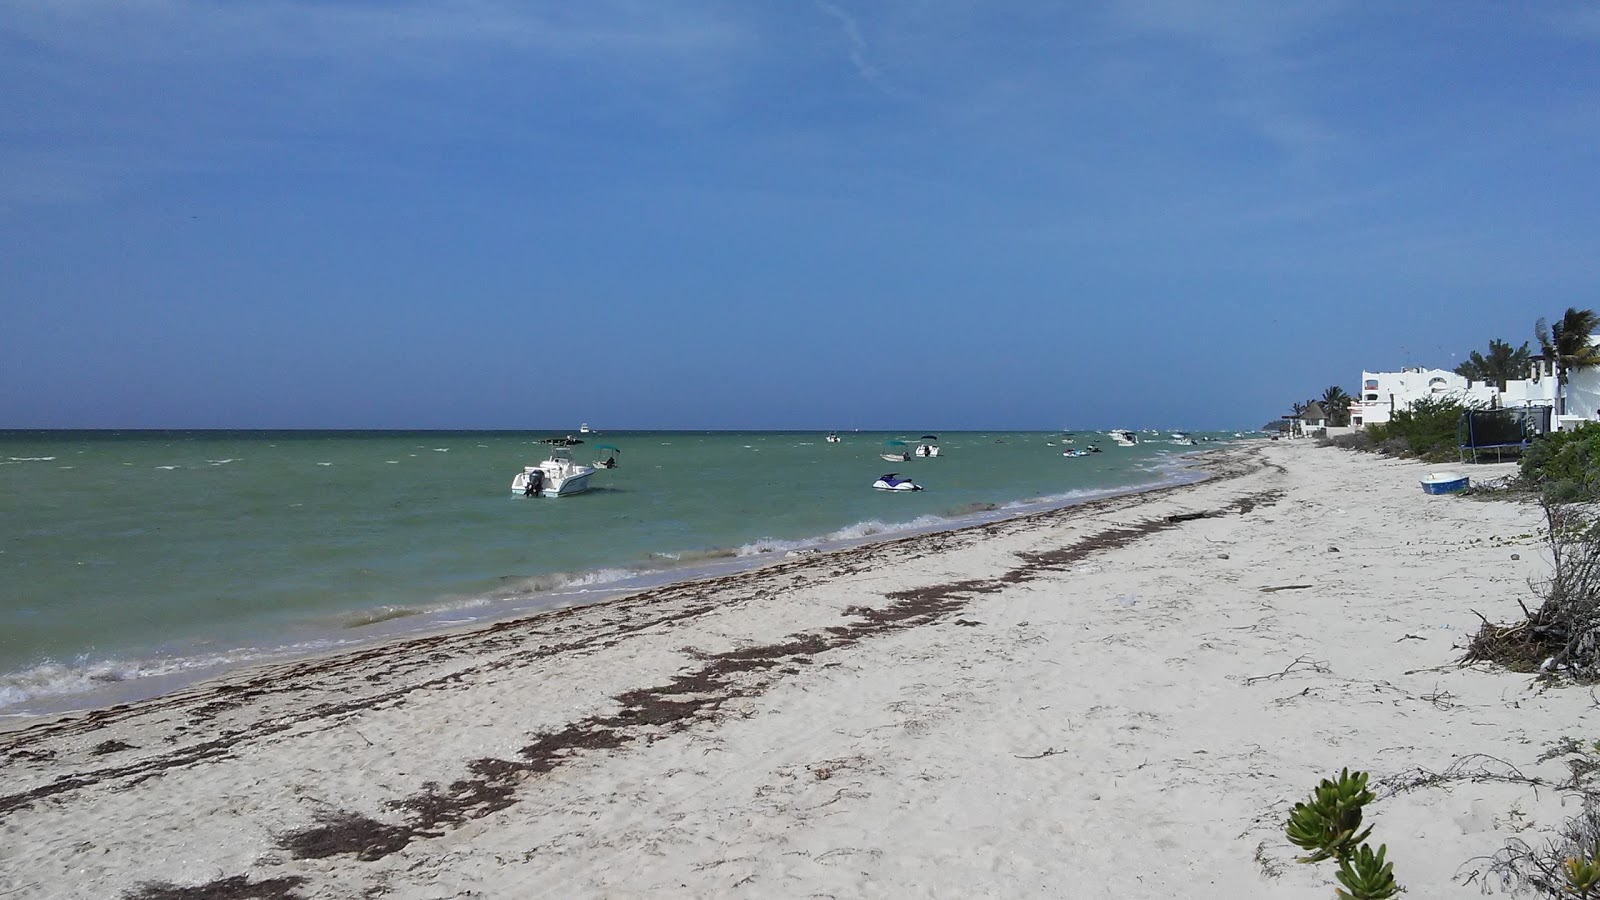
[511,438,596,497]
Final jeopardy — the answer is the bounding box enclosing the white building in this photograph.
[1351,368,1501,428]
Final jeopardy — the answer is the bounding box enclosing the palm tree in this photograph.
[1536,308,1600,414]
[1320,386,1352,426]
[1454,339,1532,390]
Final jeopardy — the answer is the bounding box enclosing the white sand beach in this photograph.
[1,441,1588,899]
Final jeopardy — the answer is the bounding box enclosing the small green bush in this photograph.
[1381,395,1478,461]
[1520,423,1600,501]
[1320,432,1378,453]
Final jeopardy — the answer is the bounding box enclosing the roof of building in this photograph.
[1301,401,1328,420]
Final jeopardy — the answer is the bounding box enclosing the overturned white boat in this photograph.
[873,473,923,491]
[913,434,941,457]
[511,438,596,497]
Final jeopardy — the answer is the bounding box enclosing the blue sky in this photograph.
[3,1,1598,430]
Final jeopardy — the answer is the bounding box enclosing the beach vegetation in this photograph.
[1519,424,1600,502]
[1455,338,1533,390]
[1285,768,1400,898]
[1357,395,1478,462]
[1464,496,1600,679]
[1474,797,1600,898]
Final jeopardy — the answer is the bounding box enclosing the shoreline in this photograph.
[0,448,1220,722]
[5,442,1577,898]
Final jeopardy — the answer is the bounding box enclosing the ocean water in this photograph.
[0,429,1233,715]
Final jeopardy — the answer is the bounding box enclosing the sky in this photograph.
[2,1,1599,431]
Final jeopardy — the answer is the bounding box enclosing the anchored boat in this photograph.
[511,438,596,497]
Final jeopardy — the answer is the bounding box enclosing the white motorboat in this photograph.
[511,438,596,497]
[1170,433,1195,446]
[913,435,941,458]
[873,473,923,491]
[825,432,841,443]
[579,423,591,434]
[881,439,911,462]
[1109,429,1138,447]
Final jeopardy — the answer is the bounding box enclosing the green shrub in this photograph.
[1521,424,1600,501]
[1380,395,1477,461]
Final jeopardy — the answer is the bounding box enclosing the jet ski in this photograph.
[873,473,923,491]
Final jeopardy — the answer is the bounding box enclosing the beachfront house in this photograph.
[1352,368,1501,428]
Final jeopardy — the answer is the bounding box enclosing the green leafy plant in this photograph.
[1566,854,1600,897]
[1287,769,1375,863]
[1285,769,1400,899]
[1335,843,1397,899]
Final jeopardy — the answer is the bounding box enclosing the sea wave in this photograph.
[0,640,352,713]
[6,456,56,461]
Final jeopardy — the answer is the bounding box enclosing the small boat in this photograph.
[1170,433,1195,446]
[1109,429,1138,447]
[1063,448,1092,458]
[880,439,911,462]
[511,438,596,497]
[913,435,940,458]
[592,443,621,469]
[873,473,923,491]
[1420,472,1469,495]
[579,423,591,434]
[825,432,841,443]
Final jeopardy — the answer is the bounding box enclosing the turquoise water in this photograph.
[0,429,1232,714]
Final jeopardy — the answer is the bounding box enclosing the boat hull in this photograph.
[1420,473,1469,495]
[880,453,911,462]
[511,466,595,497]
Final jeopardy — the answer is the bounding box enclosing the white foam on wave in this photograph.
[207,458,238,465]
[0,639,355,713]
[7,456,56,461]
[734,513,953,557]
[154,465,181,470]
[385,460,400,464]
[316,462,333,466]
[433,448,449,452]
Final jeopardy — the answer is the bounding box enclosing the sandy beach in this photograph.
[1,441,1587,898]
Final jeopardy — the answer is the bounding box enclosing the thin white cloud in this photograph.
[815,2,896,95]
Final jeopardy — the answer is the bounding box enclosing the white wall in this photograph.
[1354,368,1499,426]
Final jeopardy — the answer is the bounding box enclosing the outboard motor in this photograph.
[525,470,544,496]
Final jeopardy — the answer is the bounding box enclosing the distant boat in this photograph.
[592,443,621,469]
[880,439,911,462]
[579,423,591,434]
[1109,429,1138,447]
[825,432,841,443]
[913,435,941,458]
